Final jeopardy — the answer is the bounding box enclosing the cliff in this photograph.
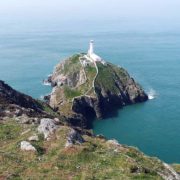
[48,54,148,128]
[0,80,58,122]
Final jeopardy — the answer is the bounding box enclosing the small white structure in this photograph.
[79,57,90,67]
[88,40,102,62]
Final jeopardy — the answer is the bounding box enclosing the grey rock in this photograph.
[20,141,36,151]
[38,118,57,139]
[65,128,84,148]
[54,118,60,124]
[14,109,23,116]
[15,114,40,124]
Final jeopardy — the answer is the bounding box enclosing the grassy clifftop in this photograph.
[0,119,175,179]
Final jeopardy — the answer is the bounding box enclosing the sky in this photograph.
[0,0,180,33]
[0,0,180,21]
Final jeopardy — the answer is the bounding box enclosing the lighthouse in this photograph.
[88,40,102,62]
[88,40,94,55]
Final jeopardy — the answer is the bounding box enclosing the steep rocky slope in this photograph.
[0,80,57,122]
[48,54,148,128]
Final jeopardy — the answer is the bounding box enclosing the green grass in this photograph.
[110,63,131,83]
[172,164,180,174]
[95,62,135,95]
[0,121,21,141]
[64,86,82,99]
[61,54,81,75]
[77,64,97,96]
[37,100,60,117]
[0,122,170,180]
[95,63,120,94]
[52,54,97,111]
[62,60,97,100]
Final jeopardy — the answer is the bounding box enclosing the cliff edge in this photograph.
[0,80,57,122]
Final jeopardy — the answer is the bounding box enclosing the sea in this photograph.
[1,18,180,163]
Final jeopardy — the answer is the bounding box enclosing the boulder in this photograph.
[15,114,40,124]
[65,128,84,148]
[38,118,57,139]
[20,141,36,151]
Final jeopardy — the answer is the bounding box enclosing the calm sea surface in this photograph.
[1,19,180,163]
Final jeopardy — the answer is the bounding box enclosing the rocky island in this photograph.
[0,42,180,179]
[47,41,148,128]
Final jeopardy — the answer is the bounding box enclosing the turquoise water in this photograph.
[1,19,180,163]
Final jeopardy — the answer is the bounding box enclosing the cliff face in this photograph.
[72,62,148,120]
[48,54,148,128]
[0,80,54,119]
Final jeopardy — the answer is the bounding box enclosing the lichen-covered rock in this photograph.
[15,114,40,124]
[38,118,57,139]
[65,128,84,148]
[20,141,36,151]
[50,55,86,88]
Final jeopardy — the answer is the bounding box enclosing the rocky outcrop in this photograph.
[72,96,102,119]
[50,55,86,88]
[65,128,85,147]
[20,141,36,152]
[0,80,54,120]
[38,118,58,139]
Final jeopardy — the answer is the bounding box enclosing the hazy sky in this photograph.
[0,0,180,21]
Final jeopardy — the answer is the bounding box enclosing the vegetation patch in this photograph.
[95,62,120,94]
[62,54,81,75]
[0,122,21,141]
[37,100,59,117]
[64,86,82,99]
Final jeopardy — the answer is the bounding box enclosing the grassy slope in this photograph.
[95,62,134,92]
[60,54,82,75]
[0,120,168,180]
[55,54,97,116]
[172,164,180,174]
[57,54,96,99]
[95,62,121,94]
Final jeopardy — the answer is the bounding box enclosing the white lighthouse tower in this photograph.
[88,40,94,55]
[87,40,102,62]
